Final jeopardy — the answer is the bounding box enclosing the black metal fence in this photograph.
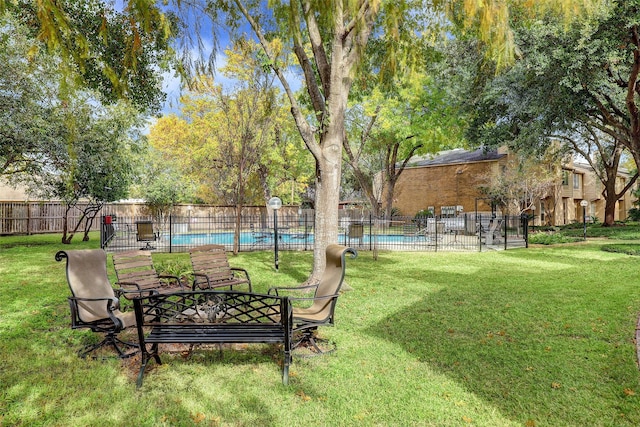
[101,213,528,253]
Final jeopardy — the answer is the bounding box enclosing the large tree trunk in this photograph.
[603,192,616,226]
[234,0,373,282]
[310,130,344,283]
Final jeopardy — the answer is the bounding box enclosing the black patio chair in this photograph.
[55,249,139,358]
[268,244,357,355]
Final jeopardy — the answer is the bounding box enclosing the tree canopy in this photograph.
[458,1,640,224]
[0,12,60,177]
[1,0,175,114]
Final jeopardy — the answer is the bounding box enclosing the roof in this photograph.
[408,148,506,167]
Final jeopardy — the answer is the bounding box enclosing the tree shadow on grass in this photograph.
[363,266,640,426]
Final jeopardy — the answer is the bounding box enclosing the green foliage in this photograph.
[149,40,311,206]
[15,96,142,202]
[628,208,640,222]
[3,0,174,114]
[629,188,640,220]
[459,1,638,162]
[0,12,60,177]
[131,147,192,218]
[415,208,434,218]
[530,222,640,243]
[154,258,193,284]
[601,244,640,256]
[439,0,607,70]
[528,232,583,245]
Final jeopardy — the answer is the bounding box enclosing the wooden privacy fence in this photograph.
[0,202,97,235]
[0,202,304,236]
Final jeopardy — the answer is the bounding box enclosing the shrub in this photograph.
[628,208,640,221]
[528,233,582,245]
[601,244,640,255]
[415,209,434,218]
[155,259,193,285]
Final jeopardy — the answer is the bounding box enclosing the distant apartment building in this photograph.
[387,147,636,225]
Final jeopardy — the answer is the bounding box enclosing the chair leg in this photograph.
[79,332,139,359]
[140,242,156,250]
[292,328,336,357]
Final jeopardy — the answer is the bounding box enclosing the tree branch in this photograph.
[291,2,325,117]
[301,0,330,95]
[626,24,640,143]
[232,0,321,161]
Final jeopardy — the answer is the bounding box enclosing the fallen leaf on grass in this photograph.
[296,390,312,402]
[551,382,561,389]
[623,388,635,396]
[191,413,206,423]
[462,415,472,423]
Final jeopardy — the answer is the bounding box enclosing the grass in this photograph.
[1,233,640,426]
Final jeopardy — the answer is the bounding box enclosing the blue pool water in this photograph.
[170,232,313,246]
[169,232,410,246]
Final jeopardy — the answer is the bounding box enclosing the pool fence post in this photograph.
[368,214,372,251]
[169,214,173,253]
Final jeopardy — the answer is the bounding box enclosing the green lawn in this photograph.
[1,233,639,426]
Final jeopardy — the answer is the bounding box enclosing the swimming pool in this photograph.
[170,232,312,246]
[168,231,414,246]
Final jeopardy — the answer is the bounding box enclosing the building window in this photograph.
[562,171,569,186]
[441,206,456,217]
[573,173,580,189]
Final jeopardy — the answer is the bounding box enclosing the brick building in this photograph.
[387,147,636,225]
[390,147,509,217]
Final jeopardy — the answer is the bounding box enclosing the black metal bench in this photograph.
[133,290,292,387]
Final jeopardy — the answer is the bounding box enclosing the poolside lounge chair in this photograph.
[190,244,252,291]
[112,250,184,296]
[480,218,503,245]
[250,224,273,247]
[347,222,364,246]
[268,244,357,355]
[290,225,312,249]
[403,222,428,240]
[55,249,138,358]
[403,223,418,239]
[135,221,157,250]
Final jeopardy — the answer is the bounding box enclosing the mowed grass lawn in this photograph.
[1,233,639,426]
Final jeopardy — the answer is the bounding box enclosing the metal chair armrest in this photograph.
[268,283,318,296]
[192,272,211,290]
[287,293,338,303]
[158,274,184,290]
[230,267,250,278]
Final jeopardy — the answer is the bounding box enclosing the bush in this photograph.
[601,244,640,255]
[628,208,640,221]
[154,258,193,285]
[415,209,434,218]
[528,233,583,245]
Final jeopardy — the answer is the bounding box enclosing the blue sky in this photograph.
[109,1,304,125]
